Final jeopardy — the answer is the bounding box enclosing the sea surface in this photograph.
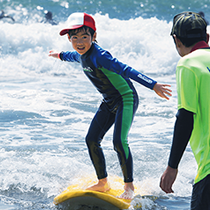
[0,0,209,209]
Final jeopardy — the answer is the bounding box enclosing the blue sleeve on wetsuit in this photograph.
[126,68,157,90]
[95,50,157,90]
[60,51,80,63]
[168,108,194,169]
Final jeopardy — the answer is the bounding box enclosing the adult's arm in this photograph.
[168,108,194,169]
[160,108,194,193]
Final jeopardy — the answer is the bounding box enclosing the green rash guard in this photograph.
[176,47,210,184]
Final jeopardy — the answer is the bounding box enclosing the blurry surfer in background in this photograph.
[0,10,15,22]
[42,11,58,25]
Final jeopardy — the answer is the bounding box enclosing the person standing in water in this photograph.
[160,11,210,210]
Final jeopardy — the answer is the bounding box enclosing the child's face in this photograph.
[68,28,96,55]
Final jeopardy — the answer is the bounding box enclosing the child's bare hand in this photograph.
[48,50,60,59]
[153,83,172,100]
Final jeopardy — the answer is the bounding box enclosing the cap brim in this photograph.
[59,25,84,36]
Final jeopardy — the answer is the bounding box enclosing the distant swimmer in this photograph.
[0,10,15,22]
[42,11,58,25]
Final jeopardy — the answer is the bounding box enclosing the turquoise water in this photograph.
[0,0,209,209]
[1,0,210,22]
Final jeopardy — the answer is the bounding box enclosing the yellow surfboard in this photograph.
[54,175,134,210]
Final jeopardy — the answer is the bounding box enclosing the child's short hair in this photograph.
[68,26,95,38]
[68,25,97,43]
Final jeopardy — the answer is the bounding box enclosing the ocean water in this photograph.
[0,0,209,209]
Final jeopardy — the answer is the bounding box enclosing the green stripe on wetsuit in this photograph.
[99,67,134,159]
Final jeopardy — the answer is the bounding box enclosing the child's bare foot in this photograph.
[118,188,134,200]
[118,182,135,200]
[86,177,110,192]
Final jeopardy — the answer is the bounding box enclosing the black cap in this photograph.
[171,11,207,38]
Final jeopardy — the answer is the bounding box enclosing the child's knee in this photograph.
[113,139,123,152]
[85,133,101,148]
[85,133,92,147]
[113,138,129,156]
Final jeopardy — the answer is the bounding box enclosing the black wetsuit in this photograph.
[60,42,157,182]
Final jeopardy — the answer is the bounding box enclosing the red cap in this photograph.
[60,12,96,36]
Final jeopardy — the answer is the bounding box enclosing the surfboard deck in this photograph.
[54,175,133,210]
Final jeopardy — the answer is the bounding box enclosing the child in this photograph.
[49,12,172,200]
[159,12,210,209]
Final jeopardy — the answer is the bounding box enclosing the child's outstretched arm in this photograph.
[48,50,60,59]
[49,50,80,63]
[123,68,172,100]
[153,83,172,100]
